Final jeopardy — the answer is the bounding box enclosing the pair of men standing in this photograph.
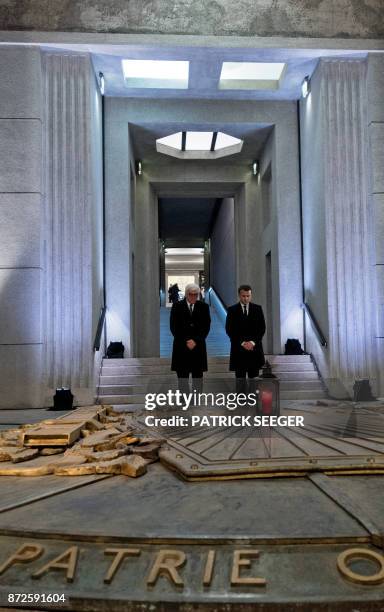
[170,283,266,388]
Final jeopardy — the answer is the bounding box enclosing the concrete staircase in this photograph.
[97,355,327,407]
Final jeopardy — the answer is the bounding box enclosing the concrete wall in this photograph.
[367,54,384,396]
[257,131,282,354]
[0,46,104,408]
[0,46,43,408]
[210,197,236,307]
[300,58,381,398]
[0,1,383,38]
[104,106,136,356]
[299,60,330,378]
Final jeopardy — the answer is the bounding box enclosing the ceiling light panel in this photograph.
[122,60,189,89]
[219,62,286,90]
[185,132,213,151]
[215,132,242,150]
[157,132,183,149]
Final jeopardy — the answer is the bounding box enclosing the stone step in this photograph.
[101,354,312,366]
[98,380,324,395]
[99,388,326,404]
[100,371,320,385]
[101,363,316,375]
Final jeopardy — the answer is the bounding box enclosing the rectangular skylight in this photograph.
[122,59,189,89]
[219,62,286,90]
[185,132,213,151]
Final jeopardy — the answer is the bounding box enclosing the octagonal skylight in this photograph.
[156,131,243,159]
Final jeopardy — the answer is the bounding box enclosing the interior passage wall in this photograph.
[299,60,329,378]
[210,198,236,307]
[257,131,281,354]
[0,46,43,408]
[104,107,135,355]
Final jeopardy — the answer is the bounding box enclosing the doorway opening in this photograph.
[158,196,234,357]
[165,248,204,308]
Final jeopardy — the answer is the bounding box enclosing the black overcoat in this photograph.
[170,299,211,372]
[225,302,266,372]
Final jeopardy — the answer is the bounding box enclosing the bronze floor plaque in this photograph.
[1,535,384,611]
[148,405,384,480]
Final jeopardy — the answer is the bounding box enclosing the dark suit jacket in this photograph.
[170,299,211,372]
[225,302,266,372]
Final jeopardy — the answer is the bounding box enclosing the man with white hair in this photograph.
[170,283,211,389]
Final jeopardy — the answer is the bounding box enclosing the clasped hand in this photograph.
[186,339,197,350]
[242,341,254,351]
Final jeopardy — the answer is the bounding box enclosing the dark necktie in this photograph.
[189,304,193,315]
[243,305,247,316]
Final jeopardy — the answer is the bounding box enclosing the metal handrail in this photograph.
[302,302,327,348]
[93,306,106,351]
[209,285,228,311]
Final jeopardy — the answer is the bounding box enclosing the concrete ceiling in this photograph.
[1,1,383,39]
[129,123,272,166]
[159,197,219,244]
[41,43,368,100]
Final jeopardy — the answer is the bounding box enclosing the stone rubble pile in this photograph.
[0,405,163,478]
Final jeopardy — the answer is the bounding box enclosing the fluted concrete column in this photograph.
[42,52,96,404]
[367,54,384,397]
[322,59,379,396]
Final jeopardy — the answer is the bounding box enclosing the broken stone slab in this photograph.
[68,405,107,420]
[85,448,129,463]
[52,455,87,468]
[104,416,122,423]
[84,418,104,431]
[94,434,139,452]
[54,463,98,476]
[136,435,166,446]
[93,456,129,475]
[0,463,54,477]
[0,447,16,461]
[120,455,148,478]
[129,443,160,463]
[104,422,126,432]
[80,428,122,448]
[81,429,93,438]
[0,447,39,463]
[0,430,23,446]
[63,445,92,458]
[93,455,148,477]
[40,448,65,456]
[10,448,40,463]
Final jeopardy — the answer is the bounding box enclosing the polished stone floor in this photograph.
[0,403,383,610]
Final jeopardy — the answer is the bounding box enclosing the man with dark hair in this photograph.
[225,285,266,391]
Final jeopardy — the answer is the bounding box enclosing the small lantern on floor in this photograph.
[52,388,74,411]
[258,361,280,416]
